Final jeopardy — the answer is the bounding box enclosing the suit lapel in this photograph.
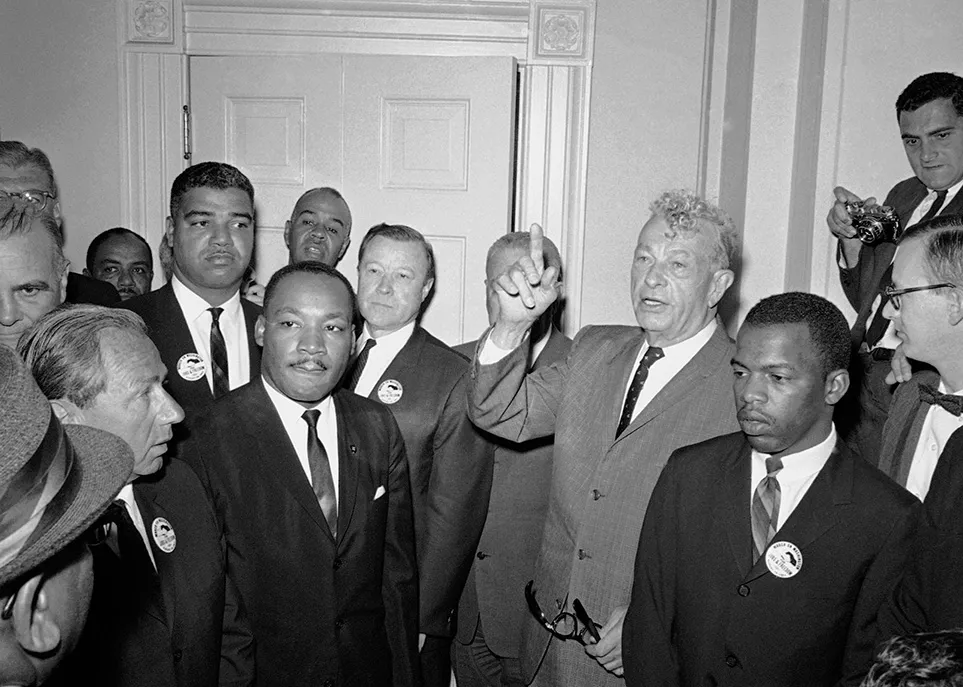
[134,485,175,630]
[616,324,730,443]
[743,441,850,584]
[721,439,753,579]
[244,381,332,539]
[879,373,937,486]
[240,298,262,377]
[368,327,425,400]
[333,392,361,546]
[157,283,215,404]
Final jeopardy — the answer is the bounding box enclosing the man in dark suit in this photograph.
[469,190,741,686]
[0,140,120,306]
[19,304,255,687]
[623,292,919,687]
[826,72,963,460]
[453,231,572,687]
[84,227,155,300]
[123,162,261,446]
[183,262,420,687]
[350,223,493,687]
[870,214,963,635]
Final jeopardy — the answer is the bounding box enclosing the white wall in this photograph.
[0,0,123,273]
[581,0,711,326]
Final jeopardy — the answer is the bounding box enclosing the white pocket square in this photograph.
[373,486,386,500]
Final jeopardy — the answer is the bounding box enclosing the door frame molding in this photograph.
[118,0,596,334]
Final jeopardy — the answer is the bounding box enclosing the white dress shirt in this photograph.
[115,483,157,570]
[353,321,417,398]
[906,381,963,501]
[170,275,251,392]
[262,378,340,502]
[868,180,963,350]
[750,426,836,531]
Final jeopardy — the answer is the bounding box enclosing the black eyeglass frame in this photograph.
[525,580,601,646]
[884,282,957,310]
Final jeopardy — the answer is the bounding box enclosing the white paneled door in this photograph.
[190,55,517,345]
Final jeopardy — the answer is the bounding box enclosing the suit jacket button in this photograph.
[737,584,750,597]
[725,655,738,668]
[173,649,183,662]
[476,551,489,560]
[334,557,344,570]
[592,489,603,501]
[577,549,590,560]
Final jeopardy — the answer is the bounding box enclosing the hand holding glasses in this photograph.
[525,580,601,645]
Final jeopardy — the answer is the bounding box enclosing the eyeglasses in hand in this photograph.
[525,580,602,645]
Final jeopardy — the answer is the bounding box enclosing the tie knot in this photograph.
[935,189,949,202]
[302,409,321,429]
[764,456,783,476]
[643,346,664,367]
[359,338,377,355]
[209,306,224,323]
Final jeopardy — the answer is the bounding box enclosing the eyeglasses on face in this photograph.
[525,580,601,646]
[0,189,56,214]
[884,282,957,310]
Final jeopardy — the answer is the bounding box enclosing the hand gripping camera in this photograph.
[845,201,901,244]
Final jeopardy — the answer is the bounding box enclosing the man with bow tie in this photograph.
[875,213,963,636]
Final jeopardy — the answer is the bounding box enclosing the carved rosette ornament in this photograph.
[129,0,173,43]
[529,1,595,66]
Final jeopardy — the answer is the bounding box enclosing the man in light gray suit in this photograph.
[467,190,740,687]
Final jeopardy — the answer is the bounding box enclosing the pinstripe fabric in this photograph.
[469,322,739,687]
[877,370,940,486]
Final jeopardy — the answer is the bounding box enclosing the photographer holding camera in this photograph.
[827,72,963,463]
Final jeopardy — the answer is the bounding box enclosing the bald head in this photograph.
[284,188,352,267]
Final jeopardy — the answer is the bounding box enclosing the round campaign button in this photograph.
[377,379,404,405]
[177,352,206,382]
[765,541,802,579]
[151,517,177,554]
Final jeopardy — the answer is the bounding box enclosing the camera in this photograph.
[845,201,900,244]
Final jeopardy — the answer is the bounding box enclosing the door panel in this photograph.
[190,54,516,344]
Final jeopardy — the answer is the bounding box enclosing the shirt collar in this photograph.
[359,320,416,357]
[170,274,242,323]
[261,376,334,419]
[645,318,718,358]
[927,178,963,203]
[751,425,837,479]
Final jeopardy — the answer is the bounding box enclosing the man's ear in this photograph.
[420,277,434,304]
[947,288,963,326]
[165,216,175,244]
[254,314,266,347]
[57,260,69,305]
[283,220,292,249]
[51,200,63,227]
[708,269,735,309]
[824,369,850,406]
[12,573,62,655]
[338,235,351,261]
[50,399,85,426]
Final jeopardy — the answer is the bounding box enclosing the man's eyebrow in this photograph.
[296,211,344,226]
[230,212,254,221]
[184,210,214,219]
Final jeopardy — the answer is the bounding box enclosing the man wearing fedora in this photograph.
[19,305,255,687]
[0,345,133,686]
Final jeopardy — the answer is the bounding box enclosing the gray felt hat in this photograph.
[0,345,133,589]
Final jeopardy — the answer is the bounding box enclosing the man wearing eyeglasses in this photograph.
[0,141,121,306]
[873,214,963,638]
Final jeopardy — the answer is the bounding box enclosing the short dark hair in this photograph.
[0,200,66,270]
[263,261,358,321]
[169,162,255,220]
[862,631,963,687]
[0,141,59,198]
[85,227,153,273]
[896,72,963,120]
[899,214,963,287]
[357,223,436,284]
[742,292,851,376]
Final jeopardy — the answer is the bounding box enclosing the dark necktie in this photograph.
[104,500,157,579]
[302,410,338,538]
[751,456,783,563]
[345,338,377,391]
[866,190,948,347]
[616,346,664,437]
[209,307,230,398]
[919,383,963,417]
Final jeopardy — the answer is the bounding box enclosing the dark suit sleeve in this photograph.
[218,545,256,686]
[468,328,568,443]
[839,499,919,686]
[623,450,684,687]
[418,372,494,637]
[382,421,422,687]
[837,183,902,312]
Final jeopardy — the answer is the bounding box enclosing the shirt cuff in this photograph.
[477,329,528,365]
